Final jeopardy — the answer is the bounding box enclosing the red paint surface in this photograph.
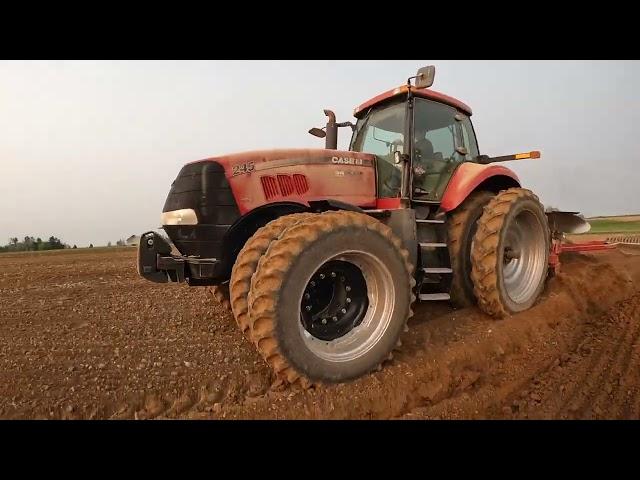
[440,163,520,212]
[559,241,617,253]
[192,149,377,215]
[550,239,617,275]
[375,197,401,209]
[354,85,472,117]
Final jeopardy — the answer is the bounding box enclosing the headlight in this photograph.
[160,208,198,225]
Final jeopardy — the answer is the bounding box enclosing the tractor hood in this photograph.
[161,147,377,270]
[190,148,376,176]
[182,148,378,216]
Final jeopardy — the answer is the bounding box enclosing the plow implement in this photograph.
[547,211,640,274]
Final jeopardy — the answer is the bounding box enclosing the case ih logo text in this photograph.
[331,156,363,165]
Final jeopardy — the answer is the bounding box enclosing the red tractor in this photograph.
[138,66,553,386]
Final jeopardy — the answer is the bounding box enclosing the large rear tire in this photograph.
[229,213,314,336]
[248,211,415,385]
[447,190,495,308]
[471,188,550,318]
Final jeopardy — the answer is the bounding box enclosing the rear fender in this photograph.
[440,163,520,212]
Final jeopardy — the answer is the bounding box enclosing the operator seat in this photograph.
[414,138,449,195]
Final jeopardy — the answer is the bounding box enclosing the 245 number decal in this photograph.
[232,161,255,176]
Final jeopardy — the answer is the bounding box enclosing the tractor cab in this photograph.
[347,66,479,203]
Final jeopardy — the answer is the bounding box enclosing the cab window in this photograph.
[412,98,464,199]
[351,101,406,198]
[460,116,480,160]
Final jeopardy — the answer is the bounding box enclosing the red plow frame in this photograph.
[549,235,640,275]
[549,239,618,275]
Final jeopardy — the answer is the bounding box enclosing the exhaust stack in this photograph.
[324,110,337,150]
[308,110,355,150]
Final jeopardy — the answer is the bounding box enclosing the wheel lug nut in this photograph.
[319,273,325,279]
[332,316,338,322]
[321,318,327,325]
[345,286,351,292]
[346,297,351,303]
[341,276,346,282]
[304,293,310,300]
[331,272,336,278]
[305,305,312,311]
[341,308,346,314]
[310,281,316,287]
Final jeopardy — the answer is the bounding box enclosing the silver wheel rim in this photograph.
[297,250,395,362]
[502,209,546,304]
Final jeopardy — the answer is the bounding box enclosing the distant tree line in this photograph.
[1,233,161,253]
[0,236,69,252]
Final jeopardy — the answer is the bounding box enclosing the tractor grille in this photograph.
[260,176,279,200]
[260,173,309,200]
[292,174,309,194]
[277,174,295,196]
[162,160,240,259]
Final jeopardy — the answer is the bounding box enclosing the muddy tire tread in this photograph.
[248,210,416,387]
[447,190,495,307]
[471,187,549,318]
[229,213,314,336]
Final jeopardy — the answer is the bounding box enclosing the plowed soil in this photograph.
[1,247,640,420]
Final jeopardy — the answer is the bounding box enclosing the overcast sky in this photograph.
[2,60,639,247]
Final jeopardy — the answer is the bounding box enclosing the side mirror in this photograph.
[308,127,326,138]
[414,66,435,89]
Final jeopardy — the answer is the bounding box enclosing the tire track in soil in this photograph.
[596,298,640,418]
[392,255,639,420]
[553,304,637,417]
[504,293,640,419]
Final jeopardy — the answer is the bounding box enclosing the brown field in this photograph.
[2,247,640,419]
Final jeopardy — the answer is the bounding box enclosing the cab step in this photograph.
[418,293,451,301]
[416,219,445,224]
[419,242,448,248]
[422,267,453,274]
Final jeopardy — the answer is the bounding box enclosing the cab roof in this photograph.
[353,84,472,118]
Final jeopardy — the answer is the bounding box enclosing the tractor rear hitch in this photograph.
[137,231,220,284]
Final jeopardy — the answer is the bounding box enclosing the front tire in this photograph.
[229,213,314,336]
[248,211,415,385]
[471,188,550,317]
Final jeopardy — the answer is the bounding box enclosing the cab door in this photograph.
[411,98,466,202]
